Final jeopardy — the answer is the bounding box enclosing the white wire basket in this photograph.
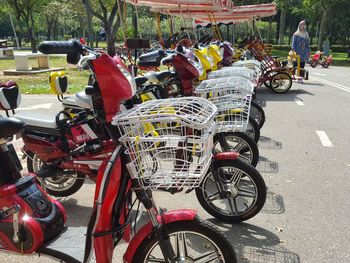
[112,97,217,190]
[195,76,255,96]
[206,94,251,133]
[207,67,255,81]
[231,60,262,76]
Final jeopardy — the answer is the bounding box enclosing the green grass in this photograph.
[0,56,90,94]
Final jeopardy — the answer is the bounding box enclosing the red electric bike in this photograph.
[0,40,237,262]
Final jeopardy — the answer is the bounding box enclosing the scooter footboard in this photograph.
[123,209,197,263]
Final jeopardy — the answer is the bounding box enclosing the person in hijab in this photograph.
[291,21,310,69]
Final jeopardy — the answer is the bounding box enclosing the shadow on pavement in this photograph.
[255,87,315,103]
[258,136,282,150]
[208,220,300,263]
[257,156,279,174]
[261,191,285,215]
[61,198,92,227]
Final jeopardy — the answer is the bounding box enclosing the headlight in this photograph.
[117,64,137,96]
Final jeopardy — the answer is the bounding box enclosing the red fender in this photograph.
[123,209,197,263]
[214,152,239,161]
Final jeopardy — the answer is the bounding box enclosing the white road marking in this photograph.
[316,131,333,147]
[311,76,350,93]
[17,103,53,111]
[313,72,327,76]
[294,98,304,105]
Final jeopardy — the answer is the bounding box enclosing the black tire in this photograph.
[322,62,329,68]
[270,72,293,93]
[263,80,271,89]
[246,117,260,143]
[196,159,266,223]
[311,61,317,68]
[250,100,265,129]
[27,151,85,197]
[213,132,259,167]
[132,217,237,263]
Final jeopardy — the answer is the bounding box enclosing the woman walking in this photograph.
[291,21,310,70]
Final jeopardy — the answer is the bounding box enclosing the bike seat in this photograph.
[0,117,25,139]
[145,70,176,83]
[134,76,149,87]
[62,91,93,109]
[138,49,166,67]
[15,111,58,129]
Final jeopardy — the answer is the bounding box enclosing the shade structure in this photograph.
[125,0,232,11]
[150,3,277,24]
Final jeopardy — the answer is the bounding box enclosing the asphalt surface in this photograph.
[1,65,350,263]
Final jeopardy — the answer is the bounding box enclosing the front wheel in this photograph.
[270,72,293,93]
[250,100,265,129]
[213,132,259,167]
[246,117,260,143]
[311,61,317,68]
[132,217,237,263]
[196,159,266,223]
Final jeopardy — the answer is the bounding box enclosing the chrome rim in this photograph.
[201,166,258,217]
[144,231,225,263]
[213,135,253,164]
[271,74,291,92]
[250,106,262,127]
[32,154,80,192]
[245,122,255,140]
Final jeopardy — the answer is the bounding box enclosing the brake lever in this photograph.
[78,53,97,69]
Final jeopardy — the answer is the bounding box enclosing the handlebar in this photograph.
[38,40,83,55]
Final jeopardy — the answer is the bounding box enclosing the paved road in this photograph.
[1,65,350,262]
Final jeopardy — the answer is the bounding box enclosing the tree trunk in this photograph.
[318,8,328,51]
[132,7,138,38]
[105,28,116,56]
[278,8,286,44]
[46,19,52,40]
[84,0,94,47]
[267,17,273,43]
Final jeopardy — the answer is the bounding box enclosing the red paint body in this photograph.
[123,209,197,263]
[1,48,204,262]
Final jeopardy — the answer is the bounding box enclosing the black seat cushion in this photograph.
[134,76,149,87]
[0,86,21,110]
[0,117,25,139]
[148,71,177,82]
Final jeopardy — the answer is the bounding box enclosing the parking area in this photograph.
[2,66,350,263]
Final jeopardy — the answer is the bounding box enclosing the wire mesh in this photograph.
[112,97,217,190]
[205,94,251,133]
[195,76,255,95]
[207,67,256,82]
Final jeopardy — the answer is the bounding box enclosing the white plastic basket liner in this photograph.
[112,97,217,190]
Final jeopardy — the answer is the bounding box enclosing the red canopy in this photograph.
[150,3,277,24]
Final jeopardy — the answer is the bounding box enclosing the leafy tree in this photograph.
[4,0,47,52]
[83,0,121,56]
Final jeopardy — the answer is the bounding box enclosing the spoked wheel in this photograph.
[27,152,85,197]
[213,132,259,167]
[250,100,265,129]
[245,117,260,143]
[270,72,293,93]
[132,217,237,263]
[196,159,266,223]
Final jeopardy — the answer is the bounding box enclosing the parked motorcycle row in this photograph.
[0,36,293,262]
